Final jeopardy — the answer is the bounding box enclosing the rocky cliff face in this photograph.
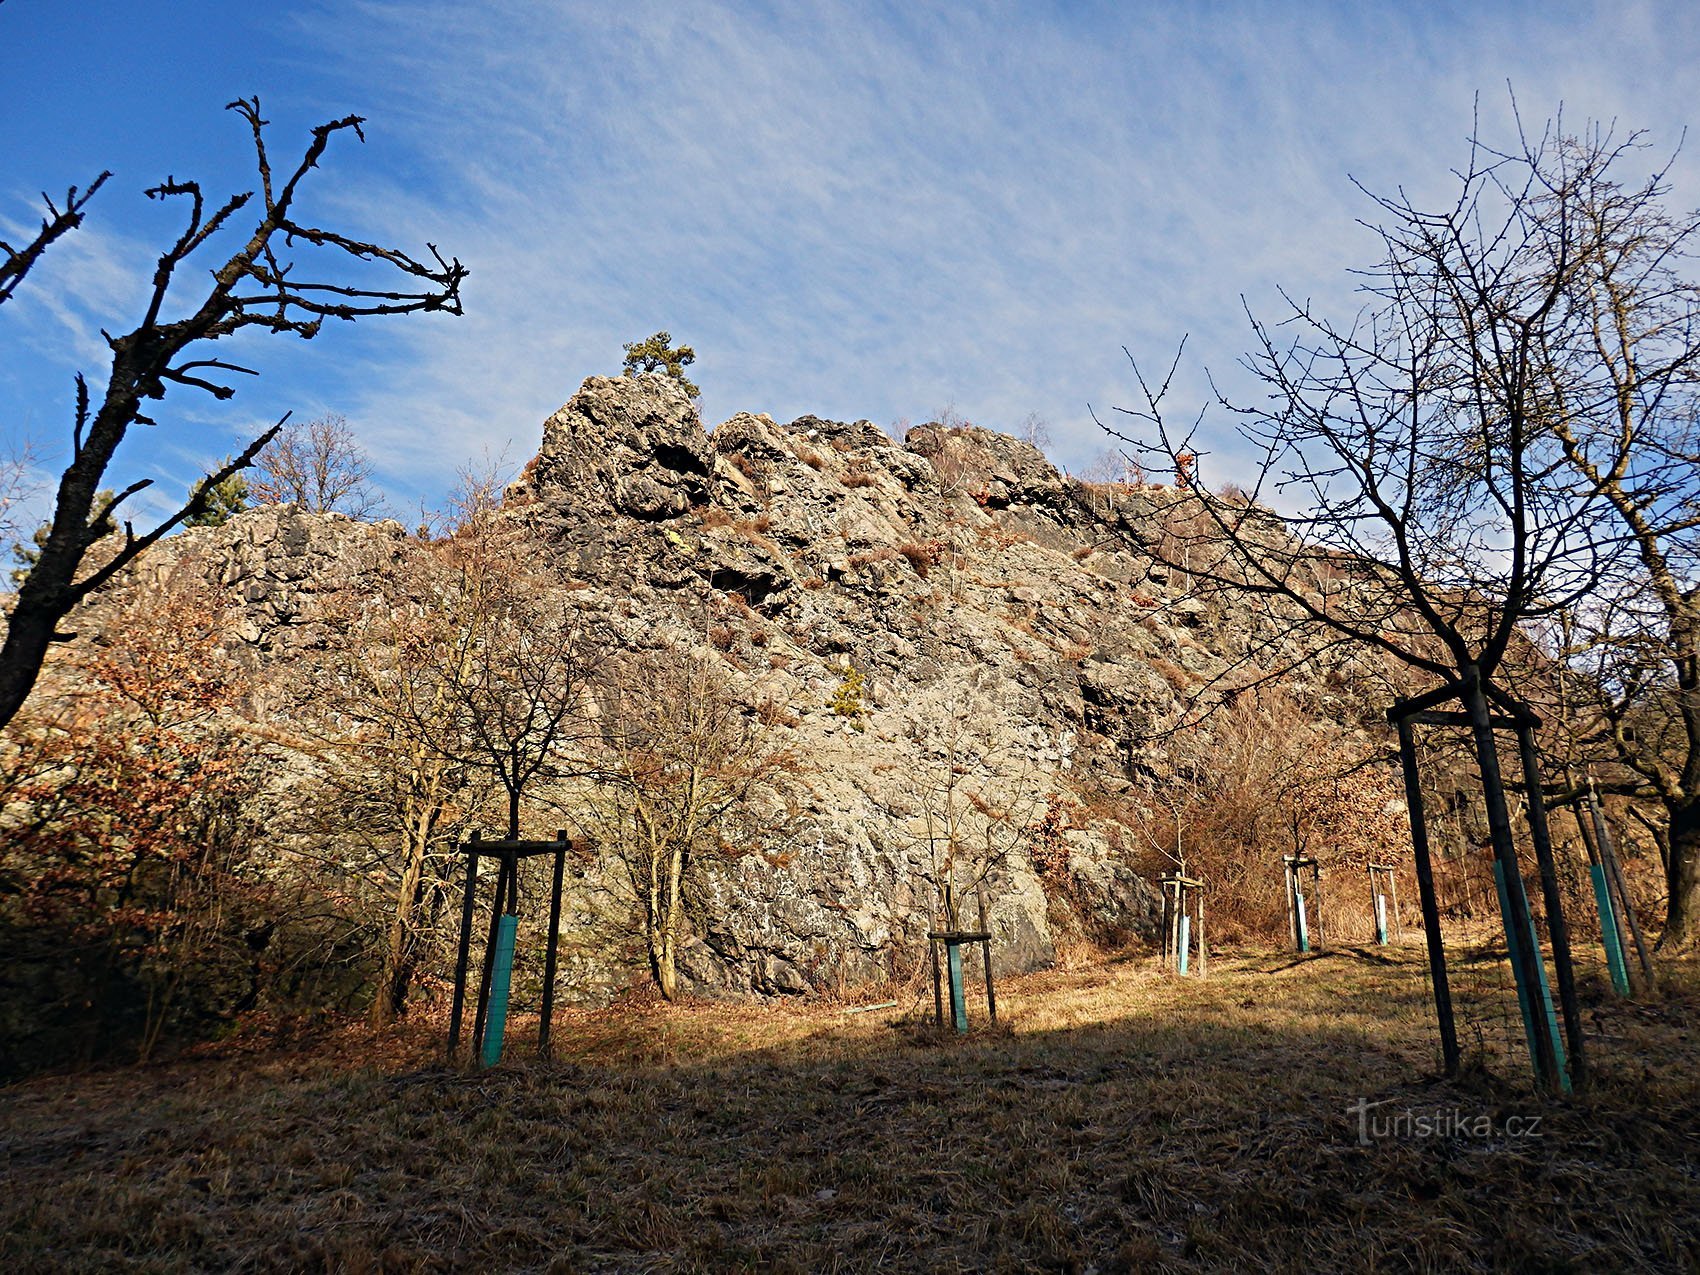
[116,373,1353,1003]
[492,374,1337,997]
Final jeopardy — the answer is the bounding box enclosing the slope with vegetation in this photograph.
[1,372,1412,1071]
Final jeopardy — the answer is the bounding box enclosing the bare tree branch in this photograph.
[0,98,466,731]
[0,172,110,307]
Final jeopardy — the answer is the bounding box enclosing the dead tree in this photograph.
[0,98,465,731]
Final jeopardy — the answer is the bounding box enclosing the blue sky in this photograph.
[4,0,1699,529]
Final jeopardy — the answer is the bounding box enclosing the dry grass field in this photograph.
[2,942,1697,1273]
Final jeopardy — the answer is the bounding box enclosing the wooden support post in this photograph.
[977,887,997,1025]
[1397,716,1460,1078]
[1313,862,1325,951]
[538,834,568,1058]
[1195,890,1207,977]
[447,834,480,1060]
[1517,725,1585,1088]
[1158,883,1169,960]
[929,919,944,1028]
[1282,861,1298,950]
[1388,868,1404,941]
[1162,884,1176,965]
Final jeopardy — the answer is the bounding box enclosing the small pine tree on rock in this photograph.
[621,331,700,398]
[186,465,249,527]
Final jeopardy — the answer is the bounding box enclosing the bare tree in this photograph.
[274,486,602,1024]
[0,440,39,557]
[1097,105,1662,750]
[0,173,109,307]
[887,685,1049,922]
[250,414,385,518]
[0,97,465,731]
[587,644,795,999]
[420,505,608,841]
[269,534,482,1028]
[1093,105,1666,1087]
[1523,127,1700,946]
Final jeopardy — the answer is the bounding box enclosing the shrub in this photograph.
[829,665,866,720]
[896,540,939,577]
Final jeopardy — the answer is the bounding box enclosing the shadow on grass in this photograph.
[2,947,1696,1274]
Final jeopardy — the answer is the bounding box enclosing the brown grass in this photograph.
[2,949,1696,1273]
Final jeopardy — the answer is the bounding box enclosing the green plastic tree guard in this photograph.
[479,913,519,1069]
[1591,864,1630,995]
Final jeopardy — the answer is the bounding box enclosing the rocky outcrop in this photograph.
[133,504,410,664]
[490,374,1348,998]
[112,374,1361,1005]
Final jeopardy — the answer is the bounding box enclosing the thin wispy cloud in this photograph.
[5,2,1700,511]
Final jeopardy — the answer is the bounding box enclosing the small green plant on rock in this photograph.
[830,664,866,726]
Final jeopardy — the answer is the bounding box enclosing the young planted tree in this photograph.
[0,440,39,555]
[886,684,1049,923]
[1096,105,1664,1083]
[425,505,607,842]
[0,97,464,731]
[1128,690,1407,942]
[277,482,605,1025]
[589,644,793,999]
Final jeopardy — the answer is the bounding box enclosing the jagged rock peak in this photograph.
[513,373,712,520]
[513,373,1079,520]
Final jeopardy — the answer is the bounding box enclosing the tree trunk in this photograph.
[0,576,75,732]
[658,838,687,1001]
[372,789,437,1027]
[656,934,678,1000]
[1658,800,1700,951]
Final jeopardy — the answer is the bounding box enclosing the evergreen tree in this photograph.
[186,466,249,528]
[620,331,700,398]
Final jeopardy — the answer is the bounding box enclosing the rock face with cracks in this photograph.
[494,374,1326,999]
[110,374,1361,1004]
